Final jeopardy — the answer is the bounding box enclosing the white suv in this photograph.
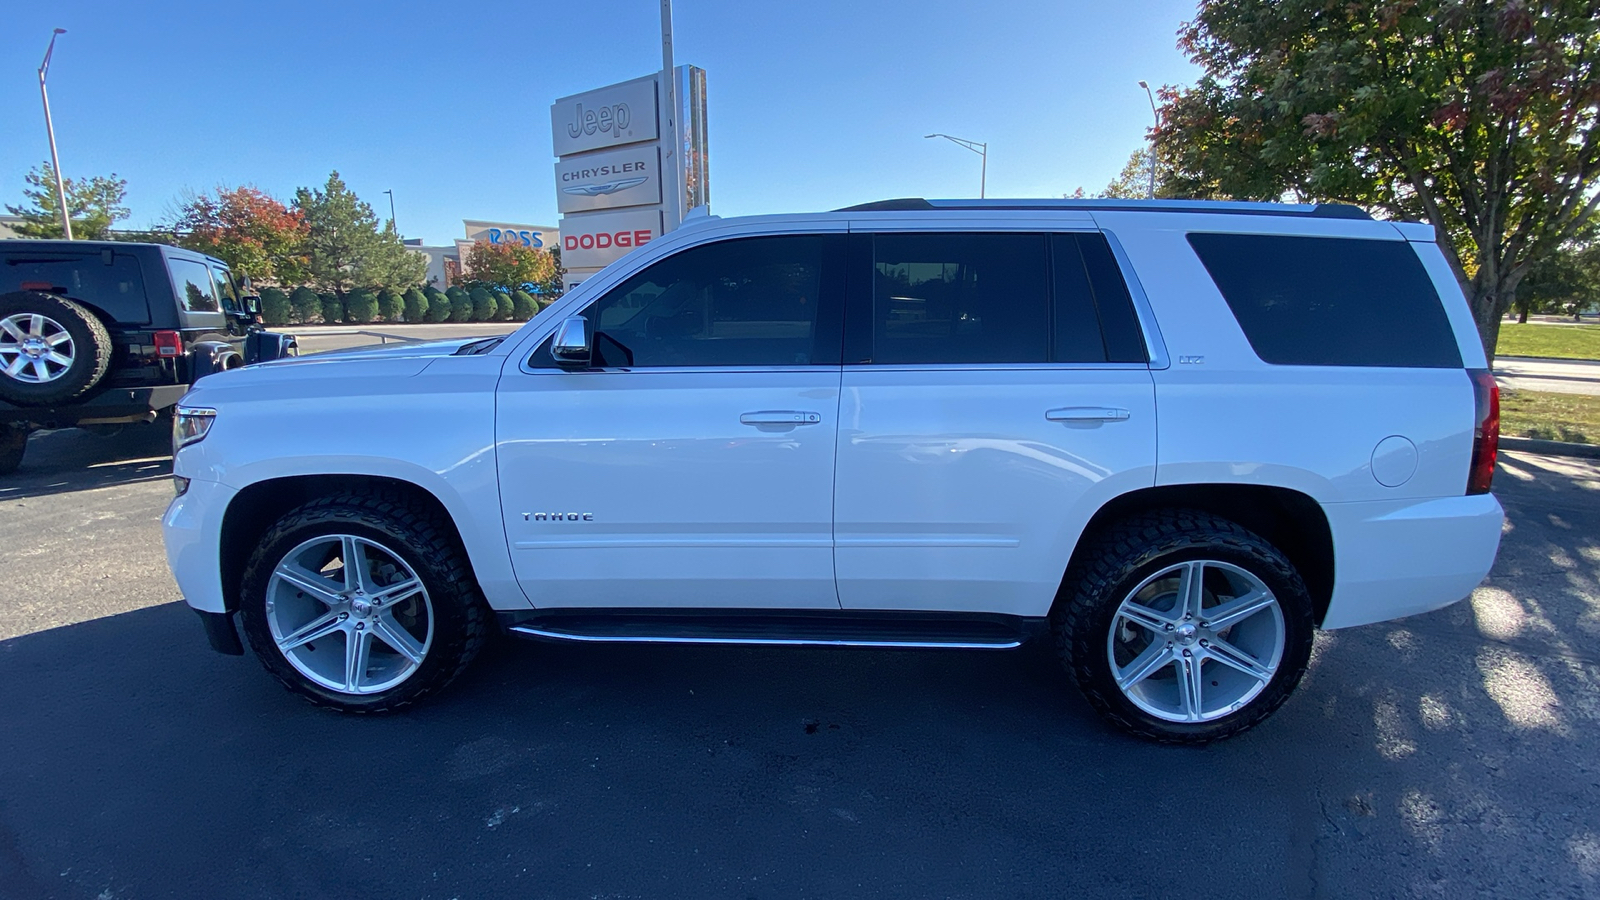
[163,199,1504,743]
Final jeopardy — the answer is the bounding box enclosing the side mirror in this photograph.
[550,316,591,367]
[243,295,261,315]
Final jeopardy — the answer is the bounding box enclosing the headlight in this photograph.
[173,406,217,452]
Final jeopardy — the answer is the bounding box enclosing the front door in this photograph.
[833,230,1158,617]
[496,232,847,610]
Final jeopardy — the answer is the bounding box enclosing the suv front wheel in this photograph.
[238,490,490,712]
[1054,509,1315,744]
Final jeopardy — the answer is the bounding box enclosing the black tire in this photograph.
[0,424,28,476]
[238,488,490,712]
[0,292,114,406]
[1053,509,1314,745]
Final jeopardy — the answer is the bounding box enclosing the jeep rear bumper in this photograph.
[0,384,188,428]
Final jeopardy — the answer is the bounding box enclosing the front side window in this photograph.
[210,267,241,313]
[169,258,218,313]
[870,233,1049,364]
[579,235,830,367]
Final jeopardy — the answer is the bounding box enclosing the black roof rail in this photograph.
[835,198,1372,220]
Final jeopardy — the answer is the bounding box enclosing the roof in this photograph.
[836,198,1373,220]
[0,239,227,266]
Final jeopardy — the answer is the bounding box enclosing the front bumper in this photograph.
[1320,492,1505,629]
[162,477,238,615]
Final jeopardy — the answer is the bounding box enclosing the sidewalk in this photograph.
[1494,356,1600,397]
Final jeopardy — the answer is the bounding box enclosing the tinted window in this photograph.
[1188,233,1462,368]
[871,233,1048,364]
[211,267,240,313]
[581,235,829,367]
[169,258,218,313]
[0,253,146,305]
[1052,233,1149,363]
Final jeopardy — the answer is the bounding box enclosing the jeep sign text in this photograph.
[550,76,659,156]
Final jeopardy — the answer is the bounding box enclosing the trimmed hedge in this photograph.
[259,287,291,326]
[290,286,322,323]
[403,287,428,323]
[426,288,452,323]
[377,288,403,322]
[320,293,344,324]
[511,290,536,320]
[345,288,378,325]
[447,287,472,323]
[469,286,496,322]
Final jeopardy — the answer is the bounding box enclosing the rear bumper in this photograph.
[0,383,188,427]
[1321,493,1504,629]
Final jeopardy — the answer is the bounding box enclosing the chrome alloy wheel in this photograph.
[0,313,75,383]
[265,534,434,695]
[1106,560,1286,723]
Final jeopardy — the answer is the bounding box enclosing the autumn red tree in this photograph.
[459,239,557,294]
[173,186,310,284]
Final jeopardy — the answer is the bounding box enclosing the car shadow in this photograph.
[0,422,172,501]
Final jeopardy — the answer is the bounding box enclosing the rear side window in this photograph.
[1053,234,1149,363]
[1187,233,1462,368]
[870,233,1049,364]
[1,253,145,304]
[168,258,219,313]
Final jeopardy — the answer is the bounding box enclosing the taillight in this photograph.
[153,330,182,358]
[1466,368,1499,495]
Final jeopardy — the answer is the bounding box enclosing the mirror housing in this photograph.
[550,316,591,367]
[243,295,261,315]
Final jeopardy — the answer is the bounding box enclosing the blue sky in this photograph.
[1,0,1200,246]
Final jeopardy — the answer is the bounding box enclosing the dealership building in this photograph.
[407,219,559,288]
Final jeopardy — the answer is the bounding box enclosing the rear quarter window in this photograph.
[1187,233,1462,368]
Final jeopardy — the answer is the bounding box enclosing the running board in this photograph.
[499,609,1046,650]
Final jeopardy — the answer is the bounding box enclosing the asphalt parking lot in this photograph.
[1,428,1598,900]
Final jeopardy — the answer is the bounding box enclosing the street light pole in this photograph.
[383,189,398,237]
[39,29,72,240]
[924,133,988,198]
[1138,80,1160,200]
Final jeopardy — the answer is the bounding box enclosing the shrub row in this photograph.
[257,286,545,326]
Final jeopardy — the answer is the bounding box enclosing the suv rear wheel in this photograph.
[238,490,490,712]
[1053,509,1314,744]
[0,292,113,406]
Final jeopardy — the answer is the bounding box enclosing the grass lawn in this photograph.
[1496,323,1600,360]
[1499,388,1600,444]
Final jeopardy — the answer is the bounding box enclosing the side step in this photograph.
[499,609,1047,650]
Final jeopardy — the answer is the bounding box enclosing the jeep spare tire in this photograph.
[0,291,113,406]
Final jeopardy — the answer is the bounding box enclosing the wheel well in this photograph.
[217,474,465,612]
[1067,484,1336,626]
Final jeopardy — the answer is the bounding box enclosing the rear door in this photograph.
[833,228,1158,617]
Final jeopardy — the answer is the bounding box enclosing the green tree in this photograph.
[293,172,426,296]
[320,293,345,324]
[427,288,453,323]
[447,286,473,323]
[6,162,130,239]
[1516,238,1600,321]
[535,246,567,301]
[511,289,537,321]
[377,288,404,322]
[1100,147,1178,199]
[469,286,496,322]
[403,287,428,323]
[1158,0,1600,361]
[258,287,292,326]
[170,186,308,283]
[289,286,322,323]
[345,288,379,324]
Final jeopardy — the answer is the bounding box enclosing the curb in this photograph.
[1500,436,1600,460]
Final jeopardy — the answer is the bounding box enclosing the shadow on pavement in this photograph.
[0,453,1597,898]
[0,424,172,502]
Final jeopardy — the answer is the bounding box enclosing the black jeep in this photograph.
[0,240,297,474]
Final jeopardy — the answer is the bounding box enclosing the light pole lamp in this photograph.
[1138,80,1160,200]
[383,189,398,237]
[39,28,71,240]
[925,133,987,199]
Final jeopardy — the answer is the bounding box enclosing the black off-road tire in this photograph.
[238,488,490,712]
[1053,509,1315,745]
[0,292,113,406]
[0,424,28,475]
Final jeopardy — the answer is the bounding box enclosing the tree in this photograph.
[535,246,567,301]
[1101,148,1178,199]
[258,287,292,326]
[1516,238,1600,320]
[403,287,428,323]
[469,286,496,322]
[447,286,472,323]
[511,289,537,321]
[460,239,558,294]
[170,186,308,283]
[293,172,425,296]
[377,288,404,322]
[1157,0,1600,361]
[289,286,322,323]
[6,162,130,239]
[345,288,379,325]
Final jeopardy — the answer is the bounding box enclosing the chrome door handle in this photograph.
[740,410,823,426]
[1046,407,1131,422]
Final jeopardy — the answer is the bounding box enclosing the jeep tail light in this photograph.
[153,330,182,358]
[1466,369,1499,495]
